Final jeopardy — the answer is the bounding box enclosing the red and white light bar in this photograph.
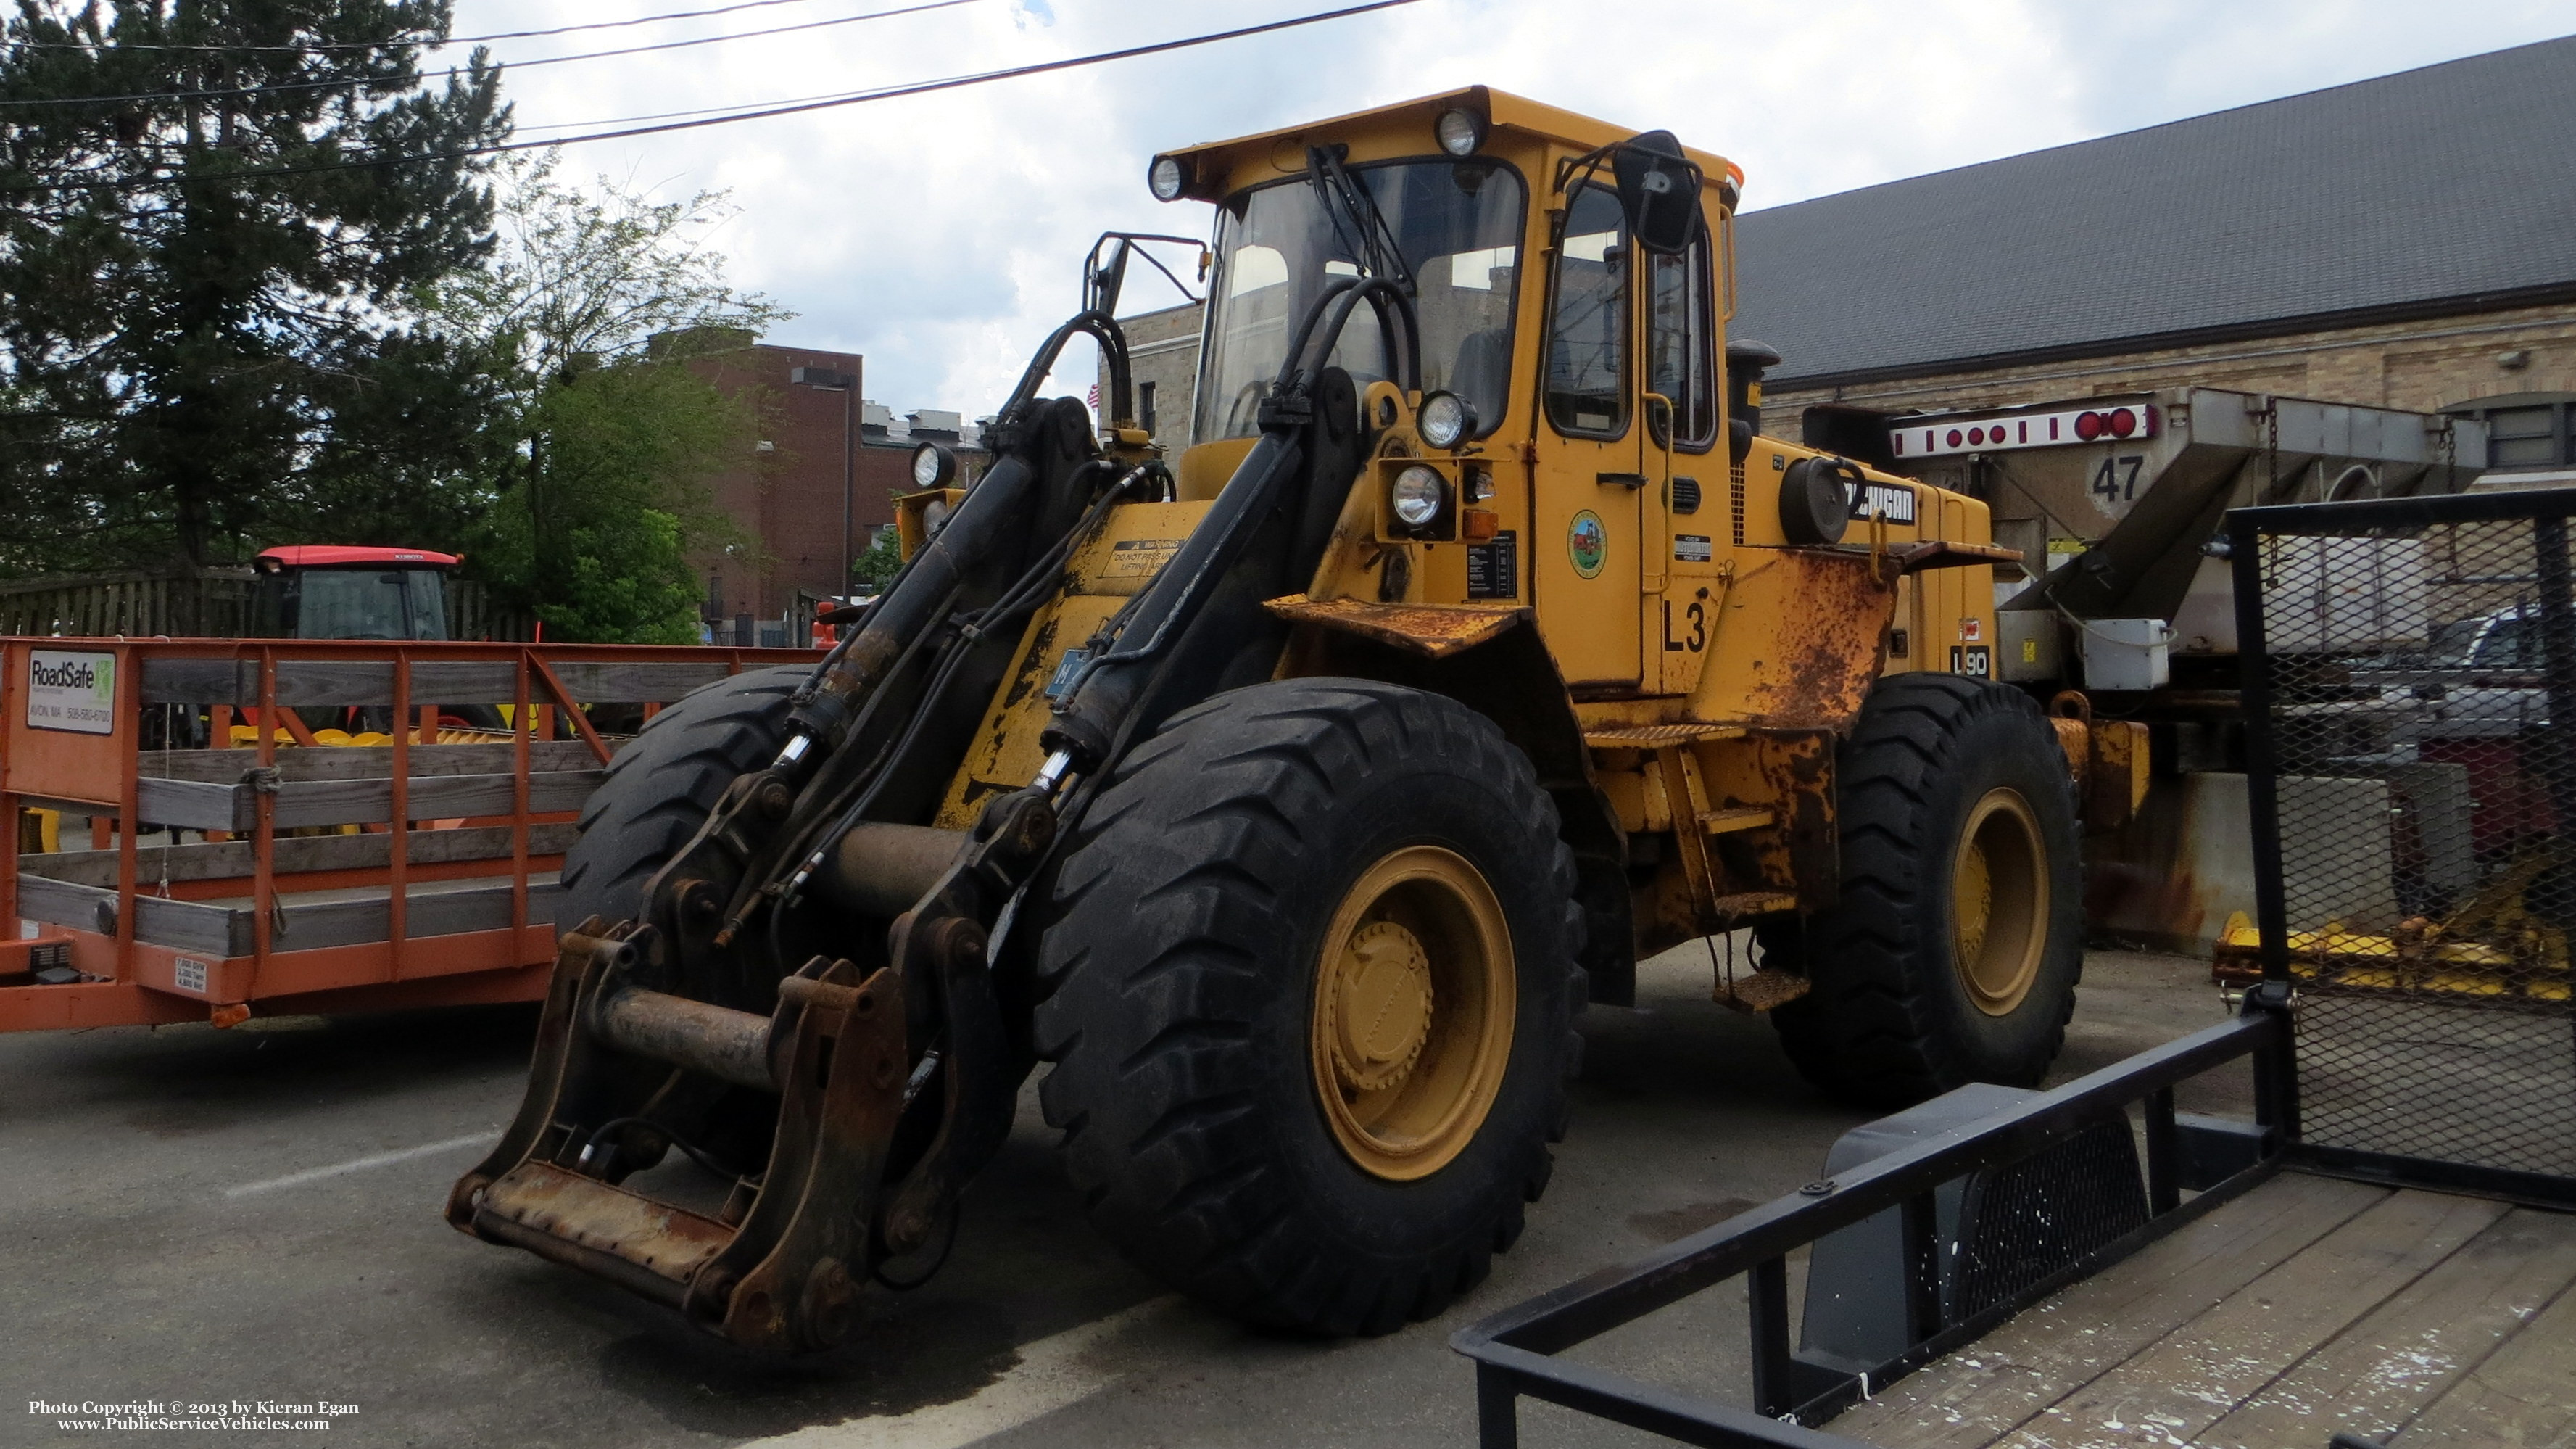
[1889,403,2159,459]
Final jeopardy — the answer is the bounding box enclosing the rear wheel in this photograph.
[1761,674,2082,1107]
[1035,679,1583,1335]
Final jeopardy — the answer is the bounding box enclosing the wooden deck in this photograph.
[1830,1172,2576,1448]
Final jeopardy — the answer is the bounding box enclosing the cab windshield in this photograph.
[254,568,450,640]
[1195,158,1526,444]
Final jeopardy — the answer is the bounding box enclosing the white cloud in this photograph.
[446,0,2576,413]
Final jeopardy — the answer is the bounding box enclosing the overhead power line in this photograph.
[1,0,1422,194]
[0,0,981,110]
[1,0,842,54]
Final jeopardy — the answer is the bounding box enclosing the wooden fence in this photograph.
[0,569,534,641]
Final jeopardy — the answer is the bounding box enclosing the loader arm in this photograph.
[452,280,1414,1351]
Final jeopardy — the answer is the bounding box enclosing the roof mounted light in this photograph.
[911,442,957,489]
[1417,390,1475,449]
[1434,107,1486,157]
[1148,154,1190,202]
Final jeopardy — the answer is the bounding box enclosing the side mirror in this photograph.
[1612,131,1704,256]
[1084,236,1132,318]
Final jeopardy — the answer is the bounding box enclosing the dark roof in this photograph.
[1733,36,2576,388]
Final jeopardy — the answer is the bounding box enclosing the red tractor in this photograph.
[245,545,513,736]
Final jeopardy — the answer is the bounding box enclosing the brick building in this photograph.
[1736,36,2576,484]
[1098,37,2576,487]
[689,342,987,637]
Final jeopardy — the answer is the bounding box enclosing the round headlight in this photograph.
[1148,154,1189,202]
[1417,390,1475,449]
[911,442,956,490]
[1391,465,1447,528]
[1435,107,1486,157]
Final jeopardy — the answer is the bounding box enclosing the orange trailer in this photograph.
[0,637,820,1033]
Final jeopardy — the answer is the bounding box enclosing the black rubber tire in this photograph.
[1033,678,1584,1337]
[1760,674,2083,1108]
[558,666,807,930]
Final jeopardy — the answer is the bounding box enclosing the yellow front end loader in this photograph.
[450,88,2103,1350]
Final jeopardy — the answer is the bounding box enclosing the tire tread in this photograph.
[1035,679,1583,1335]
[1764,674,2082,1106]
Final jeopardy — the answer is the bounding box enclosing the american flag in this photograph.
[1087,383,1100,410]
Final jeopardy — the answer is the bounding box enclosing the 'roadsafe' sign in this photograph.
[26,649,116,735]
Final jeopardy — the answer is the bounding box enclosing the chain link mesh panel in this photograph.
[2240,495,2576,1182]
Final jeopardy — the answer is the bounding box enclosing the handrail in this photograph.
[1454,992,2296,1448]
[2228,482,2576,532]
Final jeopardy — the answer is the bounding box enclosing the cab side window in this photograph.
[1648,236,1717,450]
[1546,185,1628,438]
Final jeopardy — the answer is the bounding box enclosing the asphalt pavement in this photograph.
[1,944,2235,1448]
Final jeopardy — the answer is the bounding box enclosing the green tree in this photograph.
[439,155,787,642]
[0,0,510,572]
[472,347,742,644]
[849,522,903,590]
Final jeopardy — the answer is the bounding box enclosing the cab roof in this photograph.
[1158,85,1739,205]
[256,545,460,570]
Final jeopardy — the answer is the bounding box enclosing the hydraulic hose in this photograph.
[1040,434,1304,771]
[1040,278,1418,775]
[781,452,1043,763]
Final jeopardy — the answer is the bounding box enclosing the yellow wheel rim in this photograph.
[1952,788,2048,1017]
[1309,846,1515,1181]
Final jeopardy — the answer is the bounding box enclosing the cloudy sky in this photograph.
[442,0,2576,416]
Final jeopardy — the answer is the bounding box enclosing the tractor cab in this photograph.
[249,545,457,641]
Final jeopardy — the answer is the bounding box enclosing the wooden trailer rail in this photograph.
[0,638,821,1032]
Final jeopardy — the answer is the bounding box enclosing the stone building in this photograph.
[1735,36,2576,485]
[688,341,987,640]
[1096,37,2576,487]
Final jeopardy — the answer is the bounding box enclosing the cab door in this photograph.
[1531,182,1642,688]
[1644,228,1726,695]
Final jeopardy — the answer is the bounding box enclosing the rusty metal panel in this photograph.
[1702,731,1838,912]
[1686,549,1895,731]
[1631,852,1702,962]
[1621,730,1838,958]
[2047,715,2090,790]
[1265,595,1530,659]
[1594,761,1654,834]
[2088,719,2152,830]
[934,593,1123,831]
[477,1160,734,1288]
[2090,771,2256,954]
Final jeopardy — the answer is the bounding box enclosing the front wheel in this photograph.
[1034,679,1584,1336]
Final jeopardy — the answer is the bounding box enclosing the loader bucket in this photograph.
[447,920,912,1352]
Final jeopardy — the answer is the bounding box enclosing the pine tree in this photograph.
[0,0,509,571]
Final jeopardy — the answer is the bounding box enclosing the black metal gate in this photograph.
[2229,486,2576,1205]
[1454,488,2576,1448]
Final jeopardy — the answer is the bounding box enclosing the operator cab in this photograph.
[251,545,458,642]
[1150,89,1771,690]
